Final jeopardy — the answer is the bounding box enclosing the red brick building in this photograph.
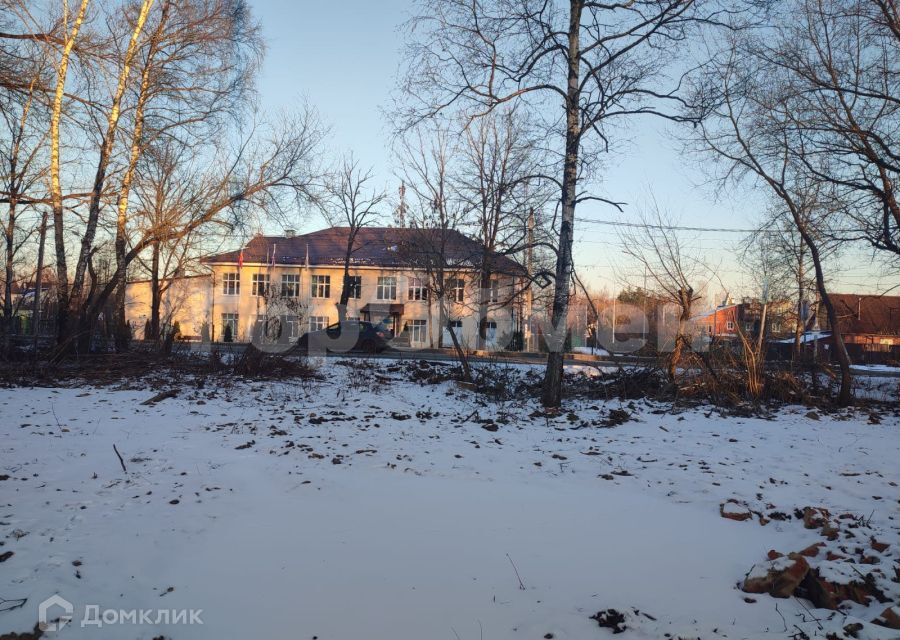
[819,294,900,363]
[695,300,767,340]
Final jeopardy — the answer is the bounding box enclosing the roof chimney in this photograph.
[284,229,296,238]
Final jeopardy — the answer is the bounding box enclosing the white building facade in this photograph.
[135,227,534,351]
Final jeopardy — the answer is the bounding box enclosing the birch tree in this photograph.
[397,0,756,406]
[2,1,322,357]
[58,0,155,350]
[75,109,325,353]
[48,0,90,346]
[108,0,263,349]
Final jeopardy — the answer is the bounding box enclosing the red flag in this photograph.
[238,249,244,270]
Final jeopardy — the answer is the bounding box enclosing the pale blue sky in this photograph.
[250,0,895,298]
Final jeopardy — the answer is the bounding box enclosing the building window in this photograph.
[744,322,753,332]
[286,316,303,338]
[309,315,328,332]
[409,319,427,343]
[251,273,270,297]
[221,313,238,341]
[446,319,462,335]
[222,272,239,296]
[377,276,397,300]
[485,320,497,342]
[281,273,300,298]
[408,277,428,301]
[726,321,735,331]
[489,279,499,303]
[311,275,330,298]
[346,275,362,299]
[253,315,282,341]
[447,278,465,303]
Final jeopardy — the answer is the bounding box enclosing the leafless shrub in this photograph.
[231,345,318,380]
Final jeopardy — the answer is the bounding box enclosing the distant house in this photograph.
[5,268,57,338]
[694,299,770,341]
[817,294,900,364]
[124,274,213,340]
[126,226,532,350]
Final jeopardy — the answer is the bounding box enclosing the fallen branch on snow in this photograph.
[113,444,127,474]
[141,389,178,405]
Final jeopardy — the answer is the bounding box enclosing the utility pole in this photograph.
[612,292,617,349]
[642,265,648,345]
[32,210,48,355]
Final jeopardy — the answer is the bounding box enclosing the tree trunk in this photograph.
[65,0,154,348]
[337,233,355,323]
[2,198,15,356]
[803,231,852,405]
[541,0,582,408]
[150,241,161,341]
[476,267,490,350]
[793,259,804,362]
[669,297,691,384]
[32,211,47,356]
[756,301,768,355]
[3,79,38,356]
[446,316,472,382]
[51,0,91,342]
[114,1,167,352]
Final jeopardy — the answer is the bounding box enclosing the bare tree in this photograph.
[45,0,91,349]
[130,138,205,342]
[397,0,755,406]
[58,0,155,350]
[690,41,855,405]
[0,62,45,355]
[109,0,264,349]
[317,154,387,322]
[620,202,706,384]
[70,109,325,357]
[752,205,822,361]
[395,121,475,380]
[456,107,548,349]
[761,0,899,260]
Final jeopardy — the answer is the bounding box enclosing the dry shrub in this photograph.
[471,360,524,401]
[673,345,829,409]
[232,345,318,379]
[567,366,669,402]
[404,359,462,385]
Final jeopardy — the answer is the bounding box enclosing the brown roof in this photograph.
[824,294,900,336]
[201,227,525,275]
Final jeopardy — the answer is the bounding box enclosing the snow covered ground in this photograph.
[0,359,897,639]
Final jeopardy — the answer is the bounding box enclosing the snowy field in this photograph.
[1,359,898,639]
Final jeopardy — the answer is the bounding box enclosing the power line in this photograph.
[576,217,878,236]
[576,218,763,234]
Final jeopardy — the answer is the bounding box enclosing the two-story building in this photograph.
[179,226,531,350]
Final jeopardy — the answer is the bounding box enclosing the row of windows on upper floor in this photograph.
[220,273,501,304]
